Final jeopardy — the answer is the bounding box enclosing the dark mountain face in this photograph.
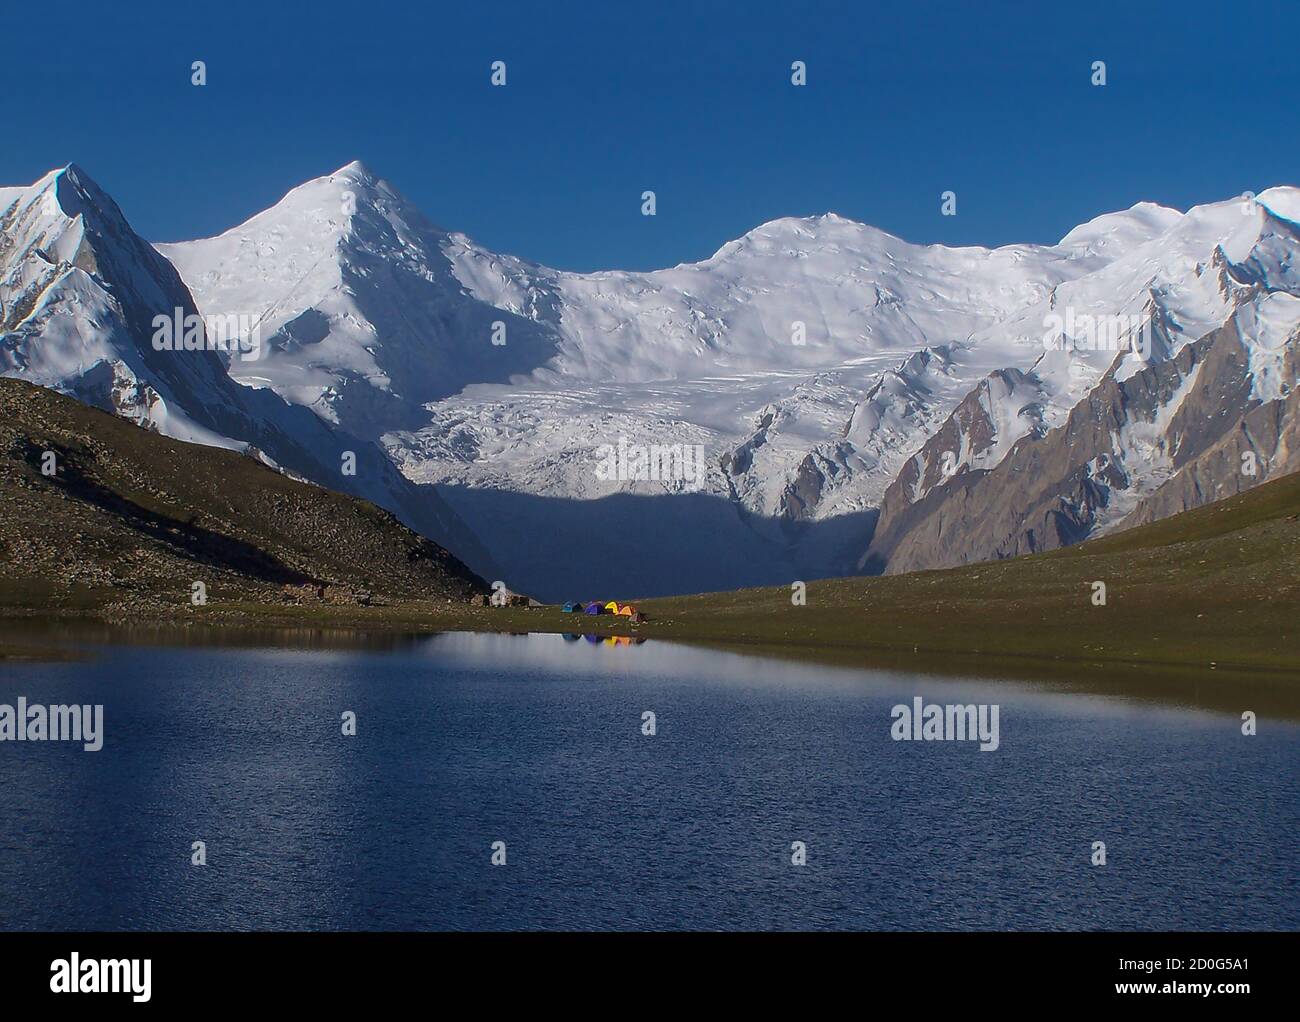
[0,377,488,612]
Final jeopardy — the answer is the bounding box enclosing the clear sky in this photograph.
[3,0,1297,271]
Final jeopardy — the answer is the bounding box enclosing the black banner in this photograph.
[0,931,1288,1009]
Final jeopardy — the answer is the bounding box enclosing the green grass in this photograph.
[626,474,1300,679]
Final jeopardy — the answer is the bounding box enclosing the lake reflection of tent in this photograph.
[584,634,602,643]
[562,601,583,613]
[562,633,580,642]
[584,601,603,615]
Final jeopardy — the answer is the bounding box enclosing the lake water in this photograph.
[0,631,1294,931]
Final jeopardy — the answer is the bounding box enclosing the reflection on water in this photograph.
[0,629,1294,931]
[3,621,652,654]
[6,618,1296,721]
[562,633,646,646]
[3,618,435,655]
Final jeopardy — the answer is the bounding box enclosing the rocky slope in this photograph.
[864,287,1300,574]
[0,377,487,615]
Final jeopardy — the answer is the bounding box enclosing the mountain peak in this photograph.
[329,159,377,183]
[173,159,428,251]
[1255,185,1300,224]
[1055,200,1183,254]
[60,162,92,183]
[0,164,138,254]
[53,163,121,218]
[704,211,896,264]
[283,159,431,222]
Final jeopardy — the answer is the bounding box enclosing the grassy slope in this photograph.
[632,471,1300,672]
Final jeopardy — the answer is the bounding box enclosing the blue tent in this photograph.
[584,601,603,615]
[562,601,583,613]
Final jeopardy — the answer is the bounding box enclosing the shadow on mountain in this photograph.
[437,485,877,601]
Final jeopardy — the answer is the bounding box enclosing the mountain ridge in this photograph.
[157,161,1217,596]
[9,160,1300,598]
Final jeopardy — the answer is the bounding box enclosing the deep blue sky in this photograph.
[3,0,1297,271]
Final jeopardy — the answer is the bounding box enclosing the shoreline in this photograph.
[3,597,1297,720]
[4,593,1296,678]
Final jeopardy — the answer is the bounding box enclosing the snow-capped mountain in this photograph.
[159,162,560,441]
[11,160,1296,600]
[162,164,1172,508]
[164,161,1243,598]
[0,165,495,579]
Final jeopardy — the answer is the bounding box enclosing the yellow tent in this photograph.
[604,601,621,614]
